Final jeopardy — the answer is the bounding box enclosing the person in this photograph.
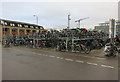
[26,40,30,47]
[114,35,120,46]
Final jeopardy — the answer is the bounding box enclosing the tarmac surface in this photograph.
[2,46,119,80]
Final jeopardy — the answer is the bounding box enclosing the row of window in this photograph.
[99,22,120,26]
[3,28,36,33]
[96,29,120,32]
[96,27,109,29]
[0,20,43,29]
[116,32,119,34]
[99,23,109,26]
[100,29,109,31]
[100,27,109,29]
[116,26,120,28]
[116,22,120,25]
[116,29,120,31]
[96,26,120,29]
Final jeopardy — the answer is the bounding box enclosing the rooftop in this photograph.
[0,19,44,29]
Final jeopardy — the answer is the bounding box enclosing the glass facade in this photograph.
[95,20,120,35]
[95,26,120,34]
[96,27,99,29]
[99,23,109,26]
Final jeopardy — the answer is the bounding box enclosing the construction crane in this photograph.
[75,17,89,28]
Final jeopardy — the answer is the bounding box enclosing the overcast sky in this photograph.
[1,2,118,30]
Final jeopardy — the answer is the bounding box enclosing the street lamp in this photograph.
[75,17,89,28]
[33,15,38,25]
[67,14,71,29]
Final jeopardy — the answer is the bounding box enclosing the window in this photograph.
[116,22,120,25]
[100,24,103,26]
[1,20,4,25]
[35,27,38,29]
[12,24,15,26]
[18,24,20,27]
[100,27,103,29]
[116,26,120,28]
[19,29,24,32]
[18,24,22,27]
[20,24,22,27]
[96,27,98,29]
[101,29,105,32]
[12,28,17,32]
[3,28,9,31]
[26,30,30,33]
[10,23,13,26]
[24,25,28,28]
[32,30,36,33]
[40,26,44,29]
[30,26,34,28]
[5,22,7,25]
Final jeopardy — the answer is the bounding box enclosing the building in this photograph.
[94,20,120,36]
[0,19,47,41]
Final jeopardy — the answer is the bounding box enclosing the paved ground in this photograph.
[2,46,119,80]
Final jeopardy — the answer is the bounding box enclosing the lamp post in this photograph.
[33,15,38,25]
[67,14,71,29]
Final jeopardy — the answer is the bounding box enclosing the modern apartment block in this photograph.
[94,20,120,35]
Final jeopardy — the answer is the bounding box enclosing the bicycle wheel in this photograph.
[84,46,91,54]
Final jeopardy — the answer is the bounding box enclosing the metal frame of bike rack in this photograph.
[2,29,110,53]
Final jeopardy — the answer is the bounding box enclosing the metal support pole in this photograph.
[33,39,35,48]
[78,20,80,28]
[33,15,38,25]
[72,39,75,52]
[109,19,116,44]
[68,14,71,29]
[36,16,38,25]
[66,38,68,51]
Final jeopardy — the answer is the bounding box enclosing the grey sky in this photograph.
[1,2,118,30]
